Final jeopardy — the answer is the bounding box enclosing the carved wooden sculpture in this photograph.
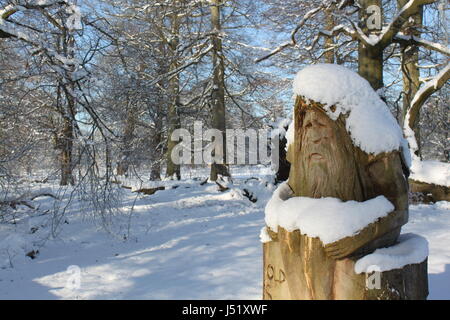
[263,96,428,300]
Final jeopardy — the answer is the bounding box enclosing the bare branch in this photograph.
[408,62,450,129]
[254,42,292,63]
[255,5,326,63]
[394,34,450,56]
[377,0,436,49]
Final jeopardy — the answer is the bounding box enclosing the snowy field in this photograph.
[0,167,449,300]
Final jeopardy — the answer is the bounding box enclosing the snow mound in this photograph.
[292,64,406,155]
[410,160,450,187]
[434,201,450,210]
[259,226,272,243]
[285,120,294,151]
[264,182,394,244]
[355,233,428,274]
[270,118,291,140]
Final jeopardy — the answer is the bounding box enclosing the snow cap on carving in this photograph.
[289,63,407,157]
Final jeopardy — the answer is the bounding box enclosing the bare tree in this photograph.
[209,0,230,180]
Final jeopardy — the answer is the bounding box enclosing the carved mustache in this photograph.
[305,146,332,162]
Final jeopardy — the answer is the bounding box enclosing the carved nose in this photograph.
[310,130,323,144]
[312,137,321,144]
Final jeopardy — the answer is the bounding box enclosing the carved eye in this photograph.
[305,122,312,129]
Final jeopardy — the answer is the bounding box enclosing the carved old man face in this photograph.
[287,97,364,201]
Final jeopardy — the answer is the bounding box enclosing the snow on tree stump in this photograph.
[262,229,428,300]
[262,64,429,300]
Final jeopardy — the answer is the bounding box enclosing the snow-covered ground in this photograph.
[0,167,449,300]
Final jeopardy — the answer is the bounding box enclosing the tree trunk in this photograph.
[210,0,230,181]
[117,103,137,176]
[105,140,112,179]
[150,117,164,181]
[358,0,384,90]
[358,45,383,90]
[59,25,76,186]
[165,9,181,180]
[399,0,423,157]
[323,8,335,64]
[60,116,74,186]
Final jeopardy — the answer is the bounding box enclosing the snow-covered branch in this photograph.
[328,0,438,50]
[0,1,66,21]
[377,0,436,49]
[255,0,438,64]
[404,63,450,155]
[290,6,325,45]
[254,41,292,64]
[409,63,450,127]
[306,24,360,52]
[254,4,327,63]
[0,1,71,39]
[394,34,450,56]
[149,44,214,86]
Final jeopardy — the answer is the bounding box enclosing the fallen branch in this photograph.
[215,181,229,192]
[244,177,260,184]
[242,189,257,203]
[133,186,165,195]
[33,177,49,184]
[1,190,59,210]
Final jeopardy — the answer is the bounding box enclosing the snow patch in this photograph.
[355,233,429,274]
[259,226,272,243]
[0,168,449,299]
[291,64,406,155]
[0,234,28,253]
[434,201,450,210]
[285,120,294,151]
[271,118,291,140]
[410,160,450,187]
[264,182,394,244]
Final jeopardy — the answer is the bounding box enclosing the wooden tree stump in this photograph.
[263,228,428,300]
[263,89,429,300]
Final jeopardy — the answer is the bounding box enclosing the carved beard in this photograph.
[291,106,365,202]
[298,142,360,200]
